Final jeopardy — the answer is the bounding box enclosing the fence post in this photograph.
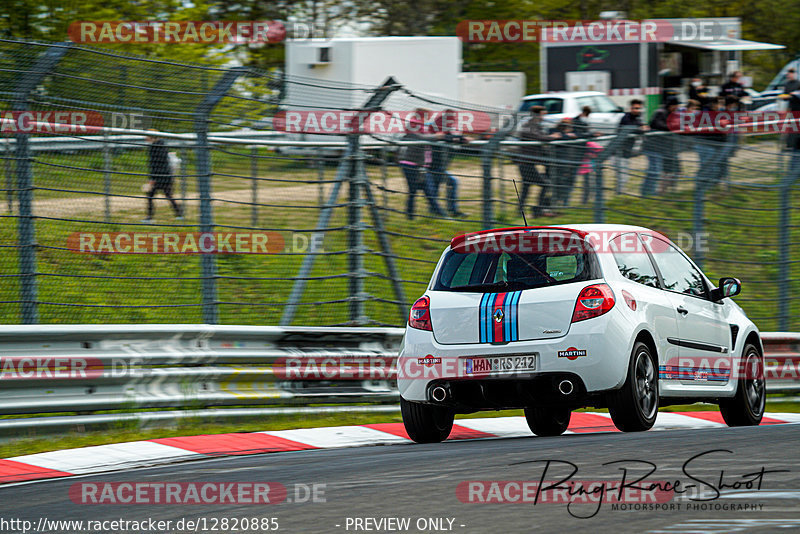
[481,119,515,229]
[193,67,245,324]
[102,129,112,222]
[380,146,388,208]
[594,130,629,224]
[251,146,258,226]
[778,159,800,330]
[348,135,367,325]
[4,137,12,214]
[280,143,353,326]
[13,42,71,324]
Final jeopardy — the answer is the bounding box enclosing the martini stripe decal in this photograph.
[479,291,522,343]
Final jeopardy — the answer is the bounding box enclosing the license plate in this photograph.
[464,354,536,375]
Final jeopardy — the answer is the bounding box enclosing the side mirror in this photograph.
[710,277,741,301]
[616,106,624,113]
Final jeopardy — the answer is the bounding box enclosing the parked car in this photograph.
[517,91,624,133]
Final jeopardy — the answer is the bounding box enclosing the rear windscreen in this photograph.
[434,249,599,292]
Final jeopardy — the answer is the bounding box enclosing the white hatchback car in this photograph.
[398,224,765,443]
[518,91,624,132]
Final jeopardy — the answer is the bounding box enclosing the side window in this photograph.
[576,96,595,110]
[593,95,620,113]
[610,234,659,288]
[645,237,708,298]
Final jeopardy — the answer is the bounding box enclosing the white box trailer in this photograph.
[458,72,526,112]
[285,37,462,112]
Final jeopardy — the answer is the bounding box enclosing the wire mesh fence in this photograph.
[1,39,799,330]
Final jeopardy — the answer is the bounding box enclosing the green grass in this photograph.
[2,147,799,328]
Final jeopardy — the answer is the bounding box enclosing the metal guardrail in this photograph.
[0,326,797,435]
[0,325,403,416]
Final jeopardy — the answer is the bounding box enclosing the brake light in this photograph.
[572,284,615,322]
[409,296,433,331]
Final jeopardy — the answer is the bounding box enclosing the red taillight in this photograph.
[572,284,615,322]
[409,296,432,331]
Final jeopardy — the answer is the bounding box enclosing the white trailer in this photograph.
[458,72,527,112]
[284,37,462,112]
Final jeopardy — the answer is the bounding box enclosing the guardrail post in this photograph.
[778,159,800,330]
[13,42,72,324]
[193,67,245,324]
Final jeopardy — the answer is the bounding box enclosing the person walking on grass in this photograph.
[427,109,467,218]
[398,110,444,219]
[143,130,182,223]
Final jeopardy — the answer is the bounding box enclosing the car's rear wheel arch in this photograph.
[634,329,658,367]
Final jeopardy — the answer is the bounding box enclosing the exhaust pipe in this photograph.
[431,386,448,402]
[558,380,574,396]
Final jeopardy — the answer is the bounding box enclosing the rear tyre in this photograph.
[401,397,455,443]
[524,406,571,437]
[719,343,765,426]
[609,341,659,432]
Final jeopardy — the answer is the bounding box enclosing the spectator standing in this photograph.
[782,69,800,151]
[572,106,598,203]
[515,106,555,217]
[694,97,729,186]
[615,99,648,194]
[143,130,182,223]
[398,110,444,219]
[427,109,467,218]
[719,71,747,110]
[549,118,581,207]
[641,98,678,197]
[719,95,741,188]
[689,77,711,110]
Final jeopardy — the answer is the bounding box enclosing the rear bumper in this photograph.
[398,310,631,405]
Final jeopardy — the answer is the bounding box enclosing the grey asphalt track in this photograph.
[2,424,799,534]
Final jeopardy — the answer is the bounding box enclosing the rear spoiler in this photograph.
[450,226,588,254]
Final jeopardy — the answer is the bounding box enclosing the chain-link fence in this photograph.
[1,39,799,330]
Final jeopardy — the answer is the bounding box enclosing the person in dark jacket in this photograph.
[719,95,741,187]
[688,77,711,110]
[783,68,800,111]
[694,97,729,186]
[572,106,597,203]
[515,106,555,217]
[641,98,678,197]
[615,99,648,194]
[719,71,747,110]
[782,69,800,151]
[427,109,467,218]
[549,118,581,207]
[398,110,444,219]
[144,130,182,223]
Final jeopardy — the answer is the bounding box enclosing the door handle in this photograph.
[677,306,688,316]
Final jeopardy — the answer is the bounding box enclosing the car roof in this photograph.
[522,91,607,100]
